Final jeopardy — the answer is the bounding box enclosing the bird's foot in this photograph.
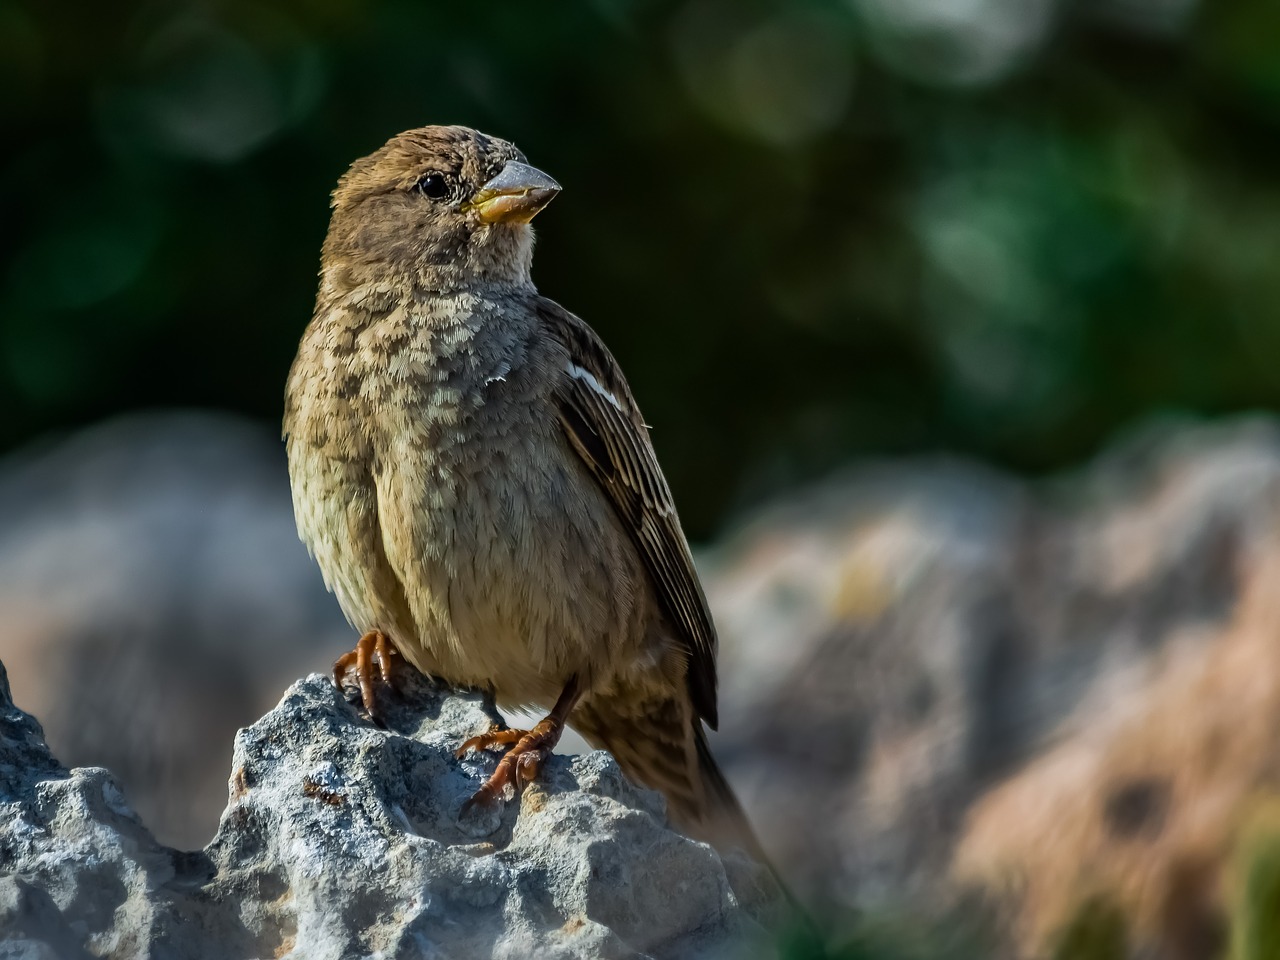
[456,716,566,813]
[332,630,401,725]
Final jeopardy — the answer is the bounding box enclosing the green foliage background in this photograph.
[3,0,1279,536]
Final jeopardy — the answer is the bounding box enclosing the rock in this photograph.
[954,546,1280,959]
[0,412,352,849]
[0,658,785,959]
[706,417,1280,926]
[9,408,1280,955]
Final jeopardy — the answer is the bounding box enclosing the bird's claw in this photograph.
[514,751,544,789]
[457,719,560,812]
[455,726,526,758]
[332,630,401,724]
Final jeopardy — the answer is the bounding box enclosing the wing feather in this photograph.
[537,298,719,727]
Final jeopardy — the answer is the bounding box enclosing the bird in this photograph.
[283,124,759,855]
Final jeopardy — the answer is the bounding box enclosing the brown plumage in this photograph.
[283,125,759,853]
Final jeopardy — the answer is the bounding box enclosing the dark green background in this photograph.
[4,0,1279,537]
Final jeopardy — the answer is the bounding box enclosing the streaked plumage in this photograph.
[283,125,757,851]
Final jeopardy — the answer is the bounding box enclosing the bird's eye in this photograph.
[416,173,449,200]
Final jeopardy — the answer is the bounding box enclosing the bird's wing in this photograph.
[536,297,719,728]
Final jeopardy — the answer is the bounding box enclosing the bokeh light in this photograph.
[2,0,1278,540]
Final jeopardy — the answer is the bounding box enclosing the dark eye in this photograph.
[416,173,449,200]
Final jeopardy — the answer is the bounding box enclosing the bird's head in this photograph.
[323,125,560,294]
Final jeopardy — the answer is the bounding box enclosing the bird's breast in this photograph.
[373,382,644,704]
[289,295,646,707]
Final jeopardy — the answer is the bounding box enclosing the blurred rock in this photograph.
[0,660,784,959]
[7,409,1280,956]
[0,412,351,850]
[953,548,1280,959]
[706,416,1280,952]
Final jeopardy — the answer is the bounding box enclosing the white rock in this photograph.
[0,663,785,958]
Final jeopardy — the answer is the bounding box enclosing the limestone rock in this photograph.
[11,408,1280,956]
[0,661,784,958]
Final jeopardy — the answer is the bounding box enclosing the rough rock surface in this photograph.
[0,660,784,959]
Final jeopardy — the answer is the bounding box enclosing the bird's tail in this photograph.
[573,696,822,947]
[688,724,769,859]
[571,696,764,859]
[689,723,825,952]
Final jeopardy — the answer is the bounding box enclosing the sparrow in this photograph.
[283,125,759,854]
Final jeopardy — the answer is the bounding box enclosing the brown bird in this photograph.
[283,125,758,853]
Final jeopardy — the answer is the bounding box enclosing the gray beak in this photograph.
[469,161,562,224]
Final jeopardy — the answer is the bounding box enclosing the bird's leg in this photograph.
[332,629,401,722]
[457,676,581,812]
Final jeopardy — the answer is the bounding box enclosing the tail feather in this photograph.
[570,695,764,858]
[690,724,767,860]
[572,696,820,943]
[693,725,824,949]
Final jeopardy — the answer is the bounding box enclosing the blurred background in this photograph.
[5,0,1280,537]
[4,0,1280,957]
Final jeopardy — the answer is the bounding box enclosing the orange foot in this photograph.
[455,677,581,814]
[332,630,401,724]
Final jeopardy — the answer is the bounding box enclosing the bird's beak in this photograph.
[469,161,561,224]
